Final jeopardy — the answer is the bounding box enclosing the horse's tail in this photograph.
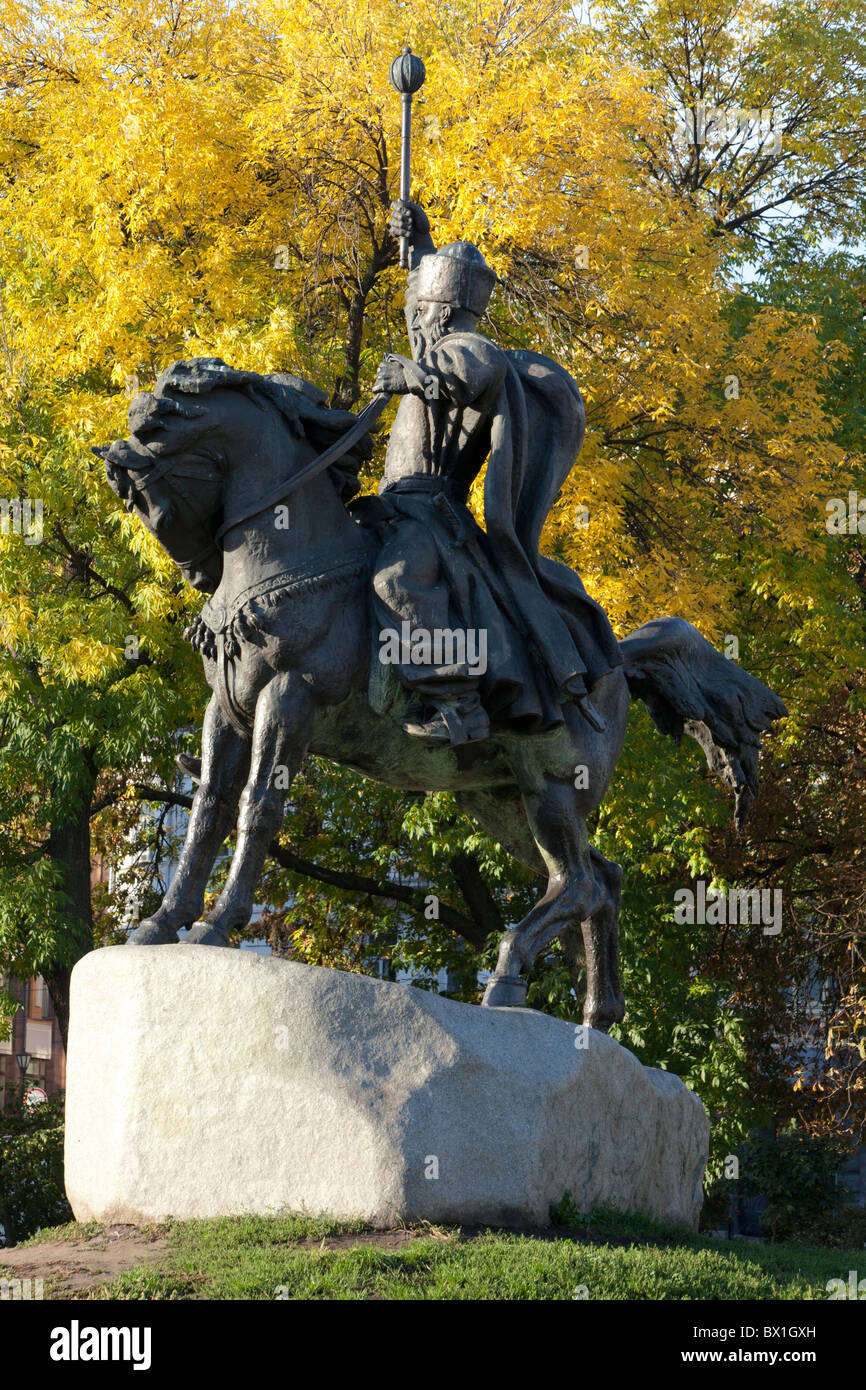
[618,617,787,828]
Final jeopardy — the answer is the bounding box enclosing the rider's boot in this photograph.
[402,692,490,746]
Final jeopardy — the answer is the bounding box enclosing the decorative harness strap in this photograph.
[191,545,375,644]
[184,544,375,737]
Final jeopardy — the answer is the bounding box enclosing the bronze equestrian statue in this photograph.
[97,200,786,1029]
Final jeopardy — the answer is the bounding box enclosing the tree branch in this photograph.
[124,785,491,949]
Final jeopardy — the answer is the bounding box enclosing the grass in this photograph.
[14,1208,866,1300]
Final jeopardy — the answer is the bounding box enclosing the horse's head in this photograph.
[97,357,371,593]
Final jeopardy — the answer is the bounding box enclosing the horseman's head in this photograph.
[409,243,496,355]
[96,358,371,593]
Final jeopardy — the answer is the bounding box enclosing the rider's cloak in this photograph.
[372,334,622,731]
[484,346,622,700]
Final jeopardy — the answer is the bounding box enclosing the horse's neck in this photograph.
[217,457,362,605]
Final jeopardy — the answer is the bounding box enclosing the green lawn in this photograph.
[20,1210,866,1300]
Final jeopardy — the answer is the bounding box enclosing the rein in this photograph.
[212,391,391,546]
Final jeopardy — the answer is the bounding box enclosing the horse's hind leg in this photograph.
[562,848,625,1033]
[482,779,596,1008]
[478,780,626,1032]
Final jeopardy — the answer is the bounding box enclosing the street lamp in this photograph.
[15,1051,30,1102]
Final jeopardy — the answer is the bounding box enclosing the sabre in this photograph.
[389,46,426,269]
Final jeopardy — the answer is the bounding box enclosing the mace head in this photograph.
[389,46,426,96]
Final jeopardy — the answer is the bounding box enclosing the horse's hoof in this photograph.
[184,920,231,947]
[482,974,527,1008]
[583,1004,624,1035]
[583,990,625,1034]
[127,919,180,946]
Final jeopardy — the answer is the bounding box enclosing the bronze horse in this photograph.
[98,358,786,1030]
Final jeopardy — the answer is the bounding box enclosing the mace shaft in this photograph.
[399,93,413,268]
[389,46,426,270]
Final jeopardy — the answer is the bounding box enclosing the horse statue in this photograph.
[97,356,786,1031]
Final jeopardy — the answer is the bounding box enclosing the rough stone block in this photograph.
[65,946,708,1228]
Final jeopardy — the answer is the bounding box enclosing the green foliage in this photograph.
[249,756,536,996]
[0,1095,72,1247]
[549,1191,592,1228]
[779,1204,866,1251]
[737,1126,849,1243]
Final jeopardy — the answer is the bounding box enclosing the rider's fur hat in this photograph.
[414,242,496,316]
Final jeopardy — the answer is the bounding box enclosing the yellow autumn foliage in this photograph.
[0,0,858,701]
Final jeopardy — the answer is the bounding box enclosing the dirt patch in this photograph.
[296,1223,690,1253]
[0,1224,169,1298]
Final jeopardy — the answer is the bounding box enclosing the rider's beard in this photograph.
[412,317,448,360]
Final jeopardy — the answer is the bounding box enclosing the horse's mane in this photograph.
[151,357,373,503]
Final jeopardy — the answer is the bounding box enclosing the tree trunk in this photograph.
[331,244,391,409]
[45,786,95,1050]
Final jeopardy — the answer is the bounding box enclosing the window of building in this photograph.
[29,977,51,1020]
[25,1019,52,1060]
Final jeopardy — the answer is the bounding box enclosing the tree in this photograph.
[0,362,205,1039]
[595,0,866,249]
[0,0,861,1164]
[0,1094,70,1247]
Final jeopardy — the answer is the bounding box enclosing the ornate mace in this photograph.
[389,46,427,268]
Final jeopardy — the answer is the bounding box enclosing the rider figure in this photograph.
[372,200,610,745]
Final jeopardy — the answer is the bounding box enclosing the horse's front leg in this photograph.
[184,673,315,946]
[129,694,251,944]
